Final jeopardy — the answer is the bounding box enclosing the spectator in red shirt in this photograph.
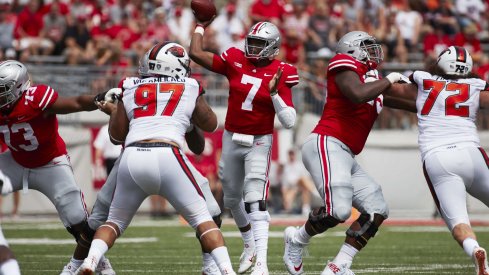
[454,23,482,63]
[278,29,306,69]
[423,24,453,60]
[249,0,286,26]
[14,0,53,56]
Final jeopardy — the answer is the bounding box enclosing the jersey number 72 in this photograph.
[420,79,470,117]
[134,83,185,119]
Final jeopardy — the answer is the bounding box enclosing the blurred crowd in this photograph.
[1,0,489,129]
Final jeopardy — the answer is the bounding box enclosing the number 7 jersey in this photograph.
[212,47,299,135]
[121,76,203,148]
[412,70,489,159]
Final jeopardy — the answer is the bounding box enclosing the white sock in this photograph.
[334,243,359,266]
[210,246,234,273]
[463,238,480,257]
[295,225,312,245]
[203,252,213,264]
[250,211,269,265]
[241,228,255,251]
[1,259,20,275]
[87,239,109,265]
[70,257,83,267]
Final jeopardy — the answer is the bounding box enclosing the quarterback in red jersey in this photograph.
[0,60,115,275]
[190,19,299,275]
[282,31,413,275]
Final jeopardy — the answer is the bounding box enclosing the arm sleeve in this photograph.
[272,93,296,129]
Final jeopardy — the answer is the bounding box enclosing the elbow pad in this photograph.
[272,94,296,128]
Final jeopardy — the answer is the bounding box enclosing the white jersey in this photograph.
[121,76,202,148]
[412,70,489,160]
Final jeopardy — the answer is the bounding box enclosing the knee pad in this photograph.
[66,220,95,249]
[346,213,381,248]
[248,210,271,223]
[308,207,342,234]
[244,201,267,214]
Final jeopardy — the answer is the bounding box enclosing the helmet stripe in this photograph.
[149,42,166,60]
[455,46,466,63]
[251,22,264,35]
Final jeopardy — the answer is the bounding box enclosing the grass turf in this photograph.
[3,218,487,274]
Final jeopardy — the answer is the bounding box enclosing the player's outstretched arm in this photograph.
[480,90,489,109]
[47,94,98,114]
[189,19,215,71]
[192,95,218,132]
[108,101,129,145]
[383,83,418,113]
[336,70,406,104]
[185,125,205,155]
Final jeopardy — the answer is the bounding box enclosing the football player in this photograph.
[77,42,236,275]
[281,31,412,275]
[386,46,489,275]
[0,60,115,275]
[190,19,298,275]
[87,46,226,275]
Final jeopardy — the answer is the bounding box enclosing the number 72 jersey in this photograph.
[412,70,489,159]
[212,47,299,135]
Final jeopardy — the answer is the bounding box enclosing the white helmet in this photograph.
[0,60,30,110]
[336,31,383,67]
[245,21,281,60]
[437,46,473,76]
[138,42,190,79]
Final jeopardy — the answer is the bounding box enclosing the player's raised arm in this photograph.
[189,20,216,71]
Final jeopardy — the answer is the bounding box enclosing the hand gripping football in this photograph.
[191,0,217,22]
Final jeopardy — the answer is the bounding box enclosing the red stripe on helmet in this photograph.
[455,46,466,63]
[149,42,166,60]
[251,22,264,35]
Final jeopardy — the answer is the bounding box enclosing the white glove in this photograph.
[0,170,13,195]
[104,88,123,103]
[385,72,411,84]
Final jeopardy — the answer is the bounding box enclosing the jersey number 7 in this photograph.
[421,79,470,117]
[134,83,185,119]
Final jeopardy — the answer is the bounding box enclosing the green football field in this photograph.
[3,217,487,274]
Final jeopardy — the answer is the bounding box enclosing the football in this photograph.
[191,0,217,22]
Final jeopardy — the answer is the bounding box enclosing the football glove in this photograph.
[386,72,411,84]
[104,88,122,103]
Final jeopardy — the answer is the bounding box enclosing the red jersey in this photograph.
[313,54,383,155]
[0,85,67,168]
[212,47,299,135]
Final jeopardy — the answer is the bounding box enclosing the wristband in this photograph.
[195,26,205,35]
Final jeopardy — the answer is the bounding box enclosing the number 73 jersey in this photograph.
[212,47,299,135]
[412,70,489,159]
[0,85,67,168]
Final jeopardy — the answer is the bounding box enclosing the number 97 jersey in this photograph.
[121,76,203,148]
[412,70,489,159]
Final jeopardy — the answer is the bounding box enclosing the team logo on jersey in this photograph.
[234,62,242,68]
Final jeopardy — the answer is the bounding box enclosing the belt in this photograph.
[127,142,176,148]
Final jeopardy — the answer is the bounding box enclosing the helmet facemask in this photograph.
[0,80,17,109]
[245,36,278,60]
[360,39,384,68]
